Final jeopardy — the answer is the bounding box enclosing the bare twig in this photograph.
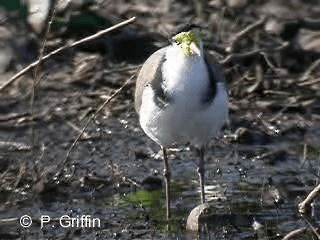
[282,227,308,240]
[299,184,320,214]
[302,143,308,165]
[226,17,266,53]
[298,77,320,87]
[0,217,18,224]
[300,59,320,81]
[0,141,32,151]
[122,176,141,187]
[221,41,290,65]
[59,75,134,174]
[13,162,27,189]
[0,17,136,92]
[30,3,57,147]
[302,215,320,239]
[103,65,140,75]
[0,112,30,122]
[64,120,90,138]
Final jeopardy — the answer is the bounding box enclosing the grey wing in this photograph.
[134,47,167,113]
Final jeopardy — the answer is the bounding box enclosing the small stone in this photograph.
[27,0,50,34]
[186,203,211,232]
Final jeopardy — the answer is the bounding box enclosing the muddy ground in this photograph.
[0,0,320,239]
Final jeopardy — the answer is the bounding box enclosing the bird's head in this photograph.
[173,30,203,56]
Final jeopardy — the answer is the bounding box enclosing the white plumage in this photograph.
[134,28,228,218]
[139,43,228,148]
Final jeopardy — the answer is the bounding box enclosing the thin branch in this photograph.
[302,215,320,239]
[58,75,135,174]
[226,17,266,53]
[300,58,320,81]
[0,141,32,151]
[299,184,320,214]
[0,112,30,122]
[221,41,289,65]
[30,3,57,147]
[282,227,307,240]
[0,17,136,92]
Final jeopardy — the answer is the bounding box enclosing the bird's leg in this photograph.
[197,146,206,204]
[162,147,171,219]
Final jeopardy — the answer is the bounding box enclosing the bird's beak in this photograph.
[189,42,201,56]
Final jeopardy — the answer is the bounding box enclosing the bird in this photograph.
[134,24,228,219]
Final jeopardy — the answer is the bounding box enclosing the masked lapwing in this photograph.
[134,25,228,219]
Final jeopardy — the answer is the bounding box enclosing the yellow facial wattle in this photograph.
[173,31,201,56]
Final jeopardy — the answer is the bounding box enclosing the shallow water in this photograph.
[1,126,319,239]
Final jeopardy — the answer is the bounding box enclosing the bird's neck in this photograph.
[161,45,209,101]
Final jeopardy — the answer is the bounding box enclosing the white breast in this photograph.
[162,45,209,107]
[139,45,228,147]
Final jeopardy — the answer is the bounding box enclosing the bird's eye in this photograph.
[169,38,176,45]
